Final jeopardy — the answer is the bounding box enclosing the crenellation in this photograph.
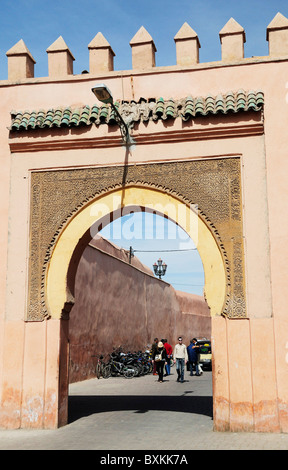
[219,18,246,62]
[130,26,156,70]
[6,39,36,80]
[46,36,75,78]
[88,32,115,73]
[266,12,288,56]
[174,22,201,66]
[2,12,288,82]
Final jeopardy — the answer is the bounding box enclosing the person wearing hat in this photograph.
[152,341,168,383]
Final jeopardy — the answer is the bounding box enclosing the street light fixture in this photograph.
[91,83,134,148]
[153,258,167,280]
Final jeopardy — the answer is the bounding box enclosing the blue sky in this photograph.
[1,1,287,294]
[1,0,288,79]
[100,212,205,295]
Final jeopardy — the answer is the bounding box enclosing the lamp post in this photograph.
[91,83,134,148]
[129,246,134,264]
[153,258,167,280]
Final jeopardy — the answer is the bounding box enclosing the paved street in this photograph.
[0,370,287,451]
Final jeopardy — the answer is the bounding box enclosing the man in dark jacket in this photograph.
[187,338,201,376]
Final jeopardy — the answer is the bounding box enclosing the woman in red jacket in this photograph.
[163,339,173,376]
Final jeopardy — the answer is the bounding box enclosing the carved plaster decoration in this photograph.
[27,158,245,322]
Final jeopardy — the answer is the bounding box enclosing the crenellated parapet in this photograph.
[4,12,288,82]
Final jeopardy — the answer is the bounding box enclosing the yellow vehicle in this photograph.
[198,340,212,371]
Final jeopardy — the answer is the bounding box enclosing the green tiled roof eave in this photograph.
[9,90,264,132]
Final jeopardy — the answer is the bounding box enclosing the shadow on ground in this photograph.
[68,394,213,424]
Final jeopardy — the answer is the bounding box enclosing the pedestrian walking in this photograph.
[151,337,158,375]
[187,338,201,376]
[163,338,172,376]
[152,341,168,383]
[173,336,188,383]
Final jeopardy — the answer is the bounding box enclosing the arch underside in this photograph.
[27,159,246,321]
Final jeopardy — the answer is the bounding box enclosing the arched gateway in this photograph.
[24,158,244,428]
[1,16,288,433]
[47,185,226,320]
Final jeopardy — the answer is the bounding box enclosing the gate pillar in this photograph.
[0,318,69,429]
[212,315,285,433]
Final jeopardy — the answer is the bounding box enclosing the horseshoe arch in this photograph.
[46,185,226,319]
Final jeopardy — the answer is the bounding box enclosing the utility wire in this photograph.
[133,248,197,253]
[172,283,204,287]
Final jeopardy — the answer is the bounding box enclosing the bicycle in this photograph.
[92,354,111,379]
[108,356,137,379]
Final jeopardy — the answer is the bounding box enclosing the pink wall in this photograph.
[69,236,211,382]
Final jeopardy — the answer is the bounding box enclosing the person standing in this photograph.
[151,338,158,375]
[152,341,168,383]
[173,336,188,383]
[163,338,172,376]
[187,338,200,376]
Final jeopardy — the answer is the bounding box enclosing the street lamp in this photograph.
[153,258,167,280]
[91,84,134,148]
